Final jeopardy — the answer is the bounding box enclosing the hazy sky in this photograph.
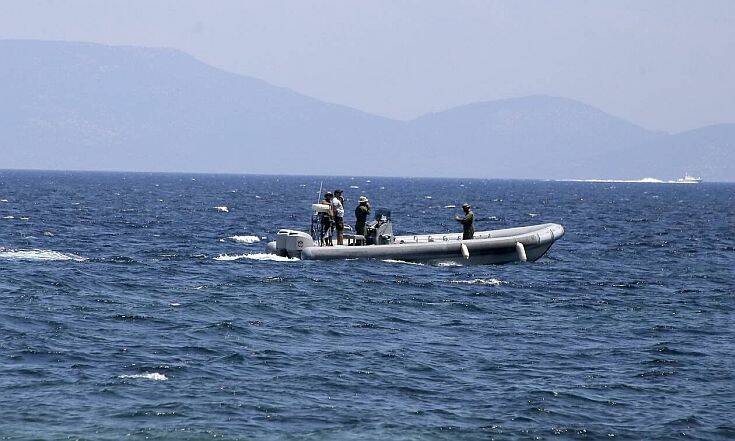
[1,0,733,132]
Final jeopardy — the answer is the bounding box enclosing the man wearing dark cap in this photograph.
[332,189,345,245]
[320,192,334,246]
[454,203,475,240]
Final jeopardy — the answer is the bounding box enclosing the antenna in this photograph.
[317,181,323,203]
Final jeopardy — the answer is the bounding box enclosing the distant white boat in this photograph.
[675,173,702,184]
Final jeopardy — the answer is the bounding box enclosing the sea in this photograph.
[0,170,733,440]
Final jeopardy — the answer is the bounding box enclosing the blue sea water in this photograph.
[0,170,733,440]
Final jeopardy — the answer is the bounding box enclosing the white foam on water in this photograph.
[214,253,298,262]
[170,303,181,307]
[382,259,423,266]
[528,213,540,217]
[437,261,462,267]
[119,372,168,381]
[0,249,87,262]
[350,185,359,189]
[0,199,8,202]
[229,235,261,244]
[444,205,456,208]
[425,196,432,199]
[449,278,504,286]
[2,216,14,219]
[214,206,229,212]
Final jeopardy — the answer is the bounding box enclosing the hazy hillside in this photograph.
[0,40,401,175]
[1,40,733,180]
[617,124,735,181]
[404,96,661,179]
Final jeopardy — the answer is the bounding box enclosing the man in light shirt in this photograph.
[332,189,345,245]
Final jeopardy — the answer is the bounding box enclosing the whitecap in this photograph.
[528,213,539,217]
[0,249,87,262]
[437,261,462,267]
[444,205,456,208]
[449,278,504,286]
[119,373,168,381]
[214,206,229,213]
[229,235,261,244]
[425,196,432,199]
[382,259,423,266]
[2,215,14,219]
[350,185,359,189]
[214,253,298,262]
[0,199,7,202]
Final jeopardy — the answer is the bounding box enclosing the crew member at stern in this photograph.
[454,203,475,240]
[354,195,371,238]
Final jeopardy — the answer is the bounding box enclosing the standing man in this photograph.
[332,189,345,245]
[354,196,371,240]
[320,192,334,246]
[454,203,475,240]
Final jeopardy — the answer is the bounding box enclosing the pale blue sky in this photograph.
[1,0,733,132]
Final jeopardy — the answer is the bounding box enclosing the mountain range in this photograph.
[1,40,733,181]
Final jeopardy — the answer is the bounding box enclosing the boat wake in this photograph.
[214,253,298,262]
[0,249,88,262]
[229,235,261,244]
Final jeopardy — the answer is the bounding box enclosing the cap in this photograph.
[358,196,369,203]
[462,203,471,208]
[325,191,333,197]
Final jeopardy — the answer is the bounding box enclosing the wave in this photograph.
[382,259,423,265]
[0,249,88,262]
[229,235,261,244]
[449,278,504,286]
[214,253,298,262]
[118,372,168,381]
[214,206,229,212]
[2,215,14,219]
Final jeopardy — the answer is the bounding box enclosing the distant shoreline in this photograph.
[1,168,731,183]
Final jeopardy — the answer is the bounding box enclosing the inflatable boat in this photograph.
[265,205,564,265]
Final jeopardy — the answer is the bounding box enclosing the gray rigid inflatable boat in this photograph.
[266,222,565,265]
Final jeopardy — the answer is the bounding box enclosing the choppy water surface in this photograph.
[0,171,733,440]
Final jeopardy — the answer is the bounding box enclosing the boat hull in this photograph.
[277,223,564,265]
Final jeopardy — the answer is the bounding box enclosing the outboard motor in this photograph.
[274,229,314,258]
[365,208,394,245]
